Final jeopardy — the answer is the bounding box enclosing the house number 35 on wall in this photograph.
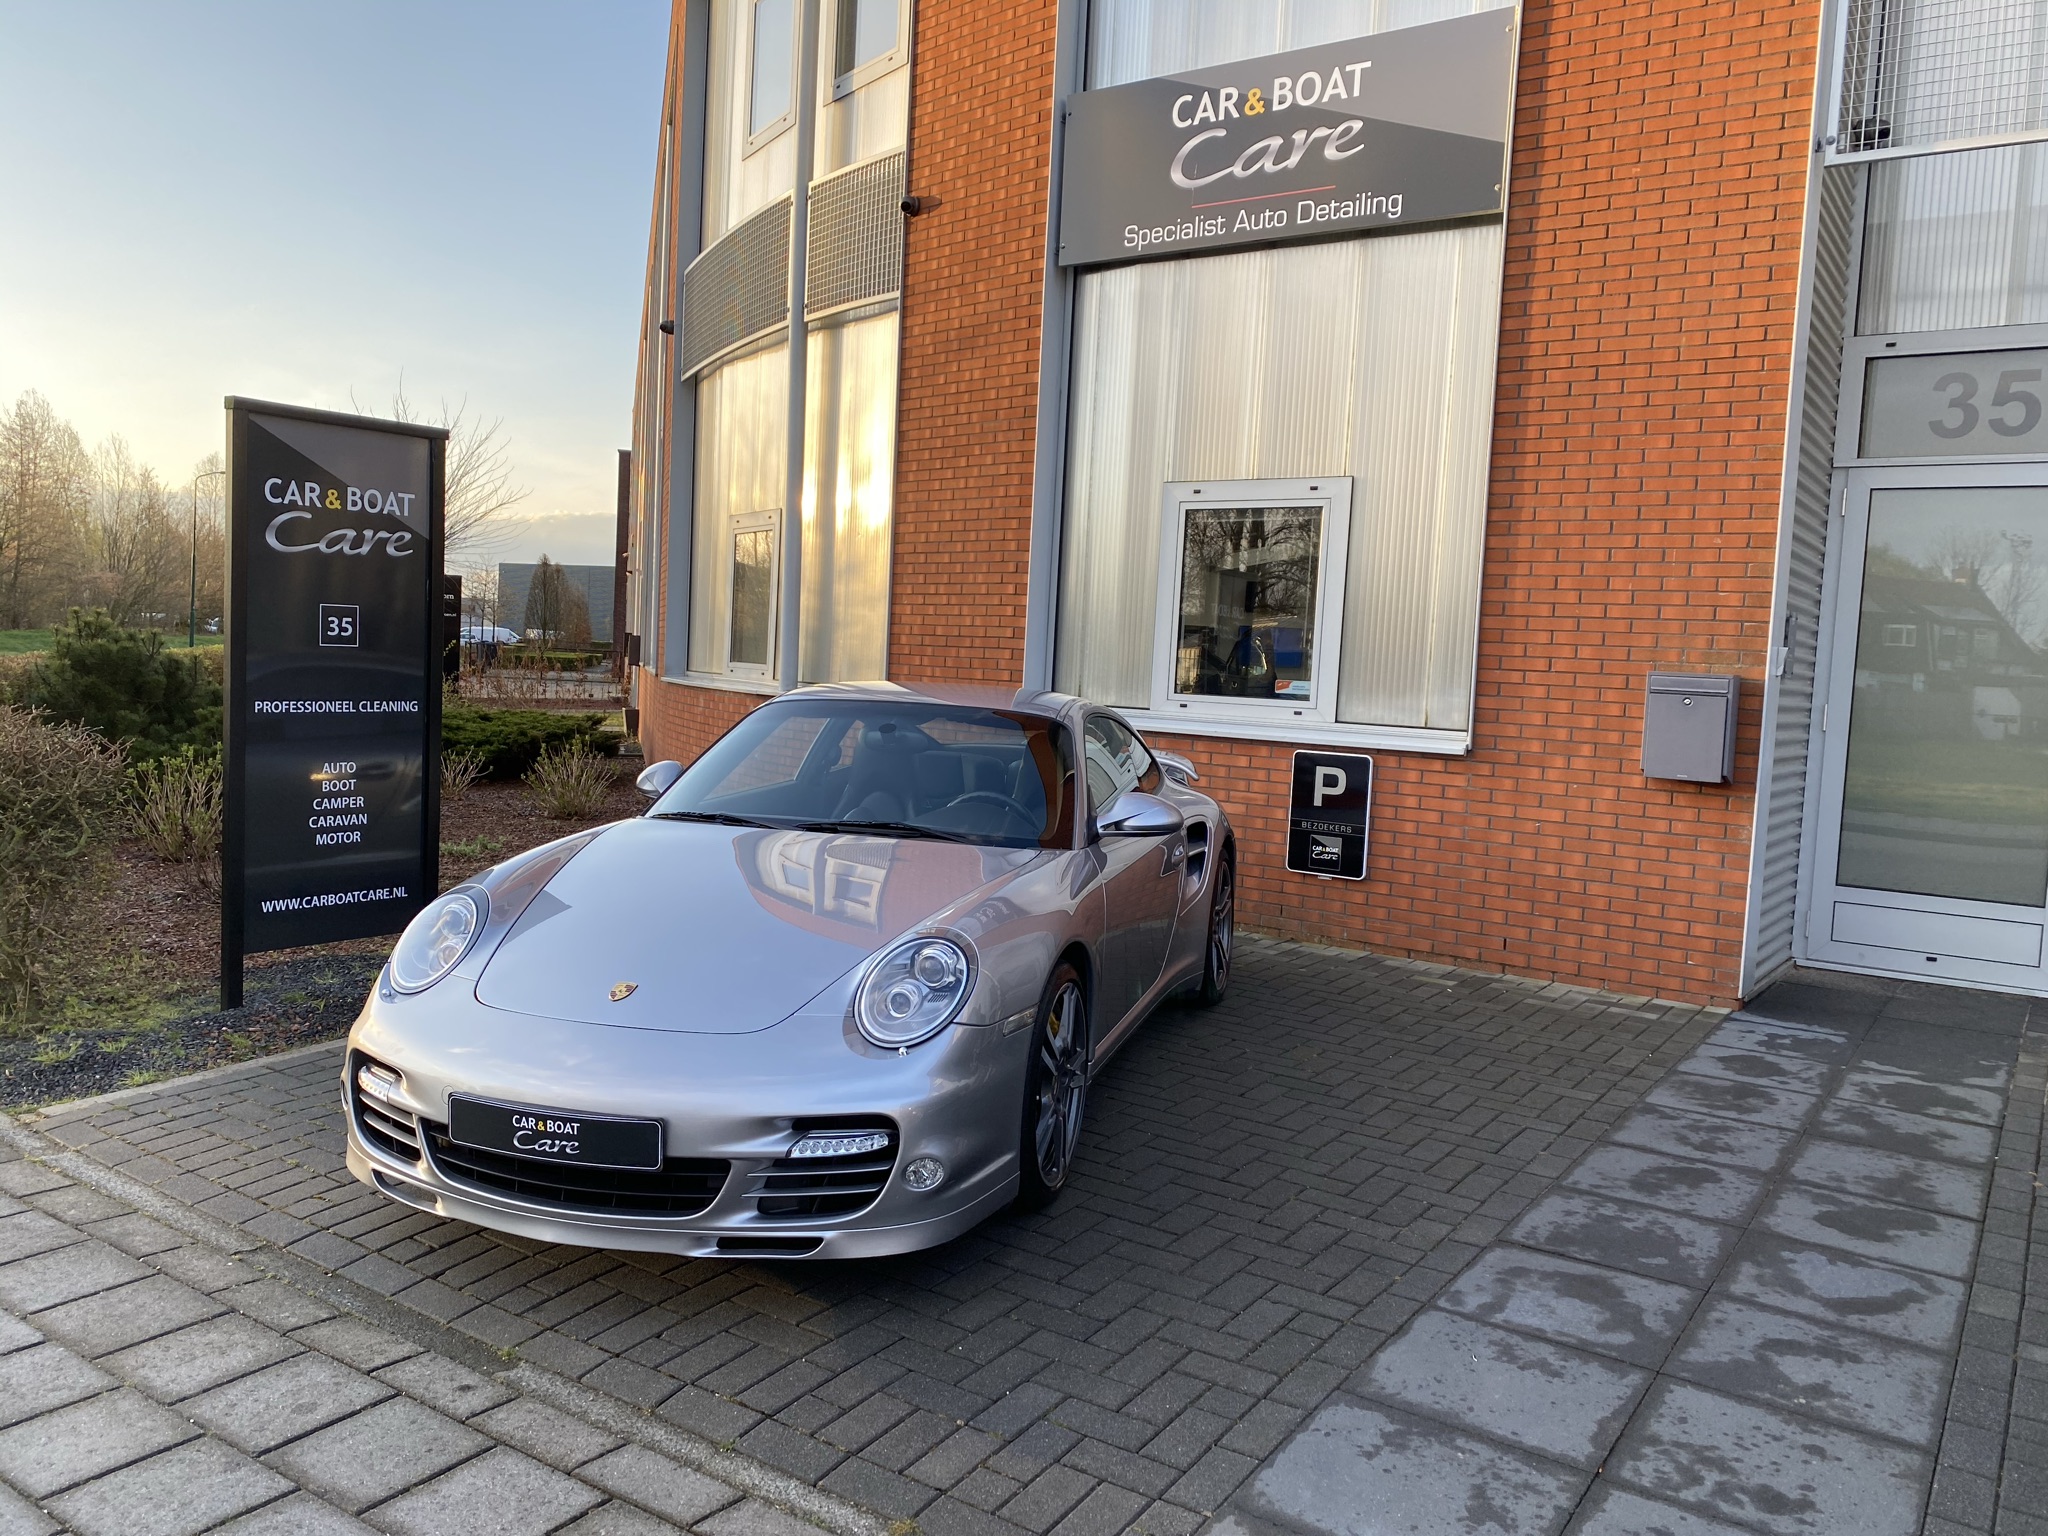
[1863,348,2048,458]
[1928,367,2043,439]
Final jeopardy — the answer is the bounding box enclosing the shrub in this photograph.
[525,745,613,820]
[20,610,222,762]
[0,707,128,1022]
[441,748,487,805]
[130,748,224,869]
[442,704,619,780]
[0,654,35,705]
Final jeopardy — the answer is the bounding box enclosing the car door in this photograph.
[1082,713,1183,1038]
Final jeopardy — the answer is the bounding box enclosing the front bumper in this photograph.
[342,986,1031,1259]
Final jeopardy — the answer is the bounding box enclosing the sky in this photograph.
[0,0,669,571]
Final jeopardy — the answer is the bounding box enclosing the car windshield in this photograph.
[651,701,1078,849]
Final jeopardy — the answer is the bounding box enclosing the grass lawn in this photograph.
[0,628,221,654]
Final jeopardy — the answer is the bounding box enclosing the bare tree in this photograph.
[523,556,592,647]
[184,452,227,636]
[0,392,89,628]
[81,437,183,627]
[355,385,530,559]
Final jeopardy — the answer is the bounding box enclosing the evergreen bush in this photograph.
[441,704,619,780]
[19,610,222,761]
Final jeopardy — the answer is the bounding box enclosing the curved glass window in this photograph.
[654,701,1077,849]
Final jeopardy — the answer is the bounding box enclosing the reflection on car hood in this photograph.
[473,816,1039,1034]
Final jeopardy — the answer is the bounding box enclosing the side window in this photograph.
[747,0,795,143]
[1083,715,1159,817]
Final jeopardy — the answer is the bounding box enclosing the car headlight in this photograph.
[388,890,487,994]
[855,936,973,1048]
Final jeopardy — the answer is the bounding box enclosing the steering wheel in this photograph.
[943,791,1037,825]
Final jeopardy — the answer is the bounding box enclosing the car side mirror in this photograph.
[636,760,684,800]
[1154,751,1199,785]
[1097,789,1184,837]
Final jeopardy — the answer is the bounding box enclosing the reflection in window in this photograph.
[730,522,775,669]
[1082,715,1157,815]
[1839,487,2048,905]
[834,0,897,82]
[749,0,794,137]
[1173,506,1321,700]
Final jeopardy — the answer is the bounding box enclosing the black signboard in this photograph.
[1058,10,1515,269]
[221,399,448,1005]
[1287,750,1373,880]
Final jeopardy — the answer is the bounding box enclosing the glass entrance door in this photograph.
[1806,468,2048,990]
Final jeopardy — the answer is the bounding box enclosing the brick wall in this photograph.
[886,0,1058,684]
[878,0,1819,1005]
[637,672,761,765]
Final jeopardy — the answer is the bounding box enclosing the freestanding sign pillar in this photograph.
[221,399,447,1009]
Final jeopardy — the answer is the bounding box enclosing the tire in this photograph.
[1015,962,1090,1211]
[1192,851,1234,1008]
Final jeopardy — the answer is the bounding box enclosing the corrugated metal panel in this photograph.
[689,346,789,672]
[680,197,792,377]
[1054,225,1502,728]
[1746,166,1858,986]
[1859,140,2048,331]
[805,152,906,318]
[800,312,897,682]
[1086,0,1513,88]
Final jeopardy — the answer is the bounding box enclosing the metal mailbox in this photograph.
[1642,673,1738,783]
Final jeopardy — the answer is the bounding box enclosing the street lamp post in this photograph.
[190,468,226,647]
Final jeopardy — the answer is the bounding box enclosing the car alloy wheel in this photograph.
[1017,963,1088,1209]
[1195,853,1234,1008]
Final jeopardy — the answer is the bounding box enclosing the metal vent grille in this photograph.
[680,198,792,376]
[805,152,906,318]
[1831,0,2048,162]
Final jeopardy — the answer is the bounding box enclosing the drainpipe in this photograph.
[779,0,822,693]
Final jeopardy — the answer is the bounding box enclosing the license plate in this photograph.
[446,1096,663,1170]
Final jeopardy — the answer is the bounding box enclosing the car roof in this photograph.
[773,680,1087,723]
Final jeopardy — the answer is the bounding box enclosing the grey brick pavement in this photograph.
[17,938,1721,1532]
[1213,968,2048,1536]
[0,1136,863,1534]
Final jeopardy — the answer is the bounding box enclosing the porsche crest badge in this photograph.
[608,982,638,1002]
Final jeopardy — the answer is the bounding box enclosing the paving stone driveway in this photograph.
[16,939,1720,1534]
[0,1138,842,1536]
[1216,969,2048,1536]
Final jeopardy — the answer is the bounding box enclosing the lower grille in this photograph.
[752,1122,899,1219]
[421,1123,728,1217]
[350,1056,423,1164]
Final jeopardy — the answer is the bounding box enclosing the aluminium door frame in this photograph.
[1797,459,2048,994]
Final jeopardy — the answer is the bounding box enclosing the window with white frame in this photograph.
[830,0,904,96]
[746,0,796,146]
[726,509,780,676]
[1151,479,1352,727]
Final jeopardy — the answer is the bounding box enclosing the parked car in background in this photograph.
[345,683,1235,1259]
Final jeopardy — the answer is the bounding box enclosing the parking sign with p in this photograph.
[1286,750,1373,879]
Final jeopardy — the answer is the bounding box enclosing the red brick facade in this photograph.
[887,0,1058,684]
[640,0,1820,1005]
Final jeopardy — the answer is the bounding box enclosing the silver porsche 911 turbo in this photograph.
[344,683,1235,1260]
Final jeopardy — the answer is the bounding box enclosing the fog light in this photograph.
[789,1131,892,1159]
[903,1157,946,1191]
[356,1063,402,1105]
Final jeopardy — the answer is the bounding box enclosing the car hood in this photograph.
[473,816,1039,1033]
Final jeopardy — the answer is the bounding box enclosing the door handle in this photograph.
[1161,843,1185,873]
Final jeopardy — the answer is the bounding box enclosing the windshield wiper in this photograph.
[794,819,977,844]
[650,810,781,829]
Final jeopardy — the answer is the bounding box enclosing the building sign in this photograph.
[1287,750,1373,880]
[1860,348,2048,460]
[221,398,447,1005]
[1057,11,1516,269]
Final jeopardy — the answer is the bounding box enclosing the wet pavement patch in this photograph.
[1208,969,2036,1536]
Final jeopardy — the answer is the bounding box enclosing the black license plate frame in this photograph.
[446,1095,664,1171]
